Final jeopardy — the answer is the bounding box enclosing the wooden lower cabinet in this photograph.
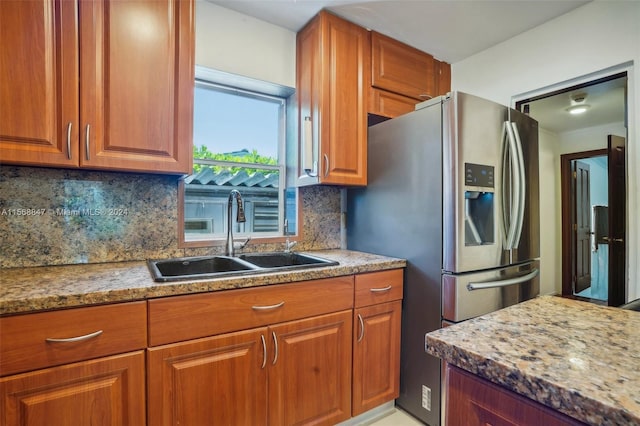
[0,351,146,426]
[147,310,353,426]
[352,300,401,416]
[445,364,586,426]
[147,328,268,426]
[269,310,352,426]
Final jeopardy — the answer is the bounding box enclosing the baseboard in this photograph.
[335,401,396,426]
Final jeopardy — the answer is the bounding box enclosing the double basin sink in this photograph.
[147,252,339,282]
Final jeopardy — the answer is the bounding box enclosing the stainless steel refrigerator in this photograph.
[346,91,540,425]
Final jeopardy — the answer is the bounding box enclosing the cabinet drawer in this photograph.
[148,276,355,346]
[354,269,403,307]
[0,302,147,376]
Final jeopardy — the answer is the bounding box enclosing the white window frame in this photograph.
[181,66,296,246]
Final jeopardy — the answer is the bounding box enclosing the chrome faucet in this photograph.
[226,190,250,256]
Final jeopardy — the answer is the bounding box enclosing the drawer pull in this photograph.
[251,301,285,311]
[370,285,392,293]
[45,330,103,343]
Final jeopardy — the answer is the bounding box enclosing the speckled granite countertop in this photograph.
[0,250,405,316]
[426,295,640,426]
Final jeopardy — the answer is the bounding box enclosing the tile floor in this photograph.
[367,408,424,426]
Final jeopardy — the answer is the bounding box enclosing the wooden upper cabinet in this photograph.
[79,0,193,173]
[0,0,194,174]
[371,31,435,101]
[0,0,79,167]
[296,11,369,186]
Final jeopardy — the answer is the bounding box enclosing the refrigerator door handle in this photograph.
[501,121,520,249]
[511,121,527,248]
[467,268,539,291]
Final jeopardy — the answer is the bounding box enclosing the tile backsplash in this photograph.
[0,167,342,268]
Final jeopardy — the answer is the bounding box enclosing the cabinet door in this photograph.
[269,310,352,426]
[147,328,268,426]
[352,301,402,416]
[369,88,418,119]
[297,11,368,186]
[79,0,193,174]
[0,0,79,167]
[371,31,435,100]
[0,351,145,426]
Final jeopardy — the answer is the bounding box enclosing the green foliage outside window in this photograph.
[193,145,278,174]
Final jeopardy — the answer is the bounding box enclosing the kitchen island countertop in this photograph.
[426,295,640,425]
[0,249,405,316]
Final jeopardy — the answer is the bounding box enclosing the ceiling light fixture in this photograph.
[566,104,590,115]
[567,92,590,115]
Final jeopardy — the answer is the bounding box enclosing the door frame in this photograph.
[560,149,607,299]
[512,64,634,302]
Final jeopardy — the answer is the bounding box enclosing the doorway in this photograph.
[516,72,628,306]
[560,150,609,303]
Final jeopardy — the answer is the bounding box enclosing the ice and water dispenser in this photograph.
[464,163,495,246]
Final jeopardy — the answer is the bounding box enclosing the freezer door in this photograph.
[443,92,540,273]
[442,260,540,323]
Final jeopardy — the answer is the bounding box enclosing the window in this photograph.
[182,67,296,245]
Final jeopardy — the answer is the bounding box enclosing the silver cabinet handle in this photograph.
[45,329,103,343]
[357,314,364,342]
[84,124,91,161]
[251,301,285,311]
[323,154,329,177]
[467,269,539,291]
[66,122,72,160]
[370,285,392,293]
[272,331,278,365]
[303,116,318,177]
[260,334,267,369]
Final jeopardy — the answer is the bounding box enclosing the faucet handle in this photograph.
[234,236,251,251]
[284,239,297,253]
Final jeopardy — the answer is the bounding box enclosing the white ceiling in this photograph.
[525,76,627,134]
[207,0,591,64]
[207,0,627,134]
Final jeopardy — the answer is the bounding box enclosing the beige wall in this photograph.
[538,128,561,296]
[195,1,296,88]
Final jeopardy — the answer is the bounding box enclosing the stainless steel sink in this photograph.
[148,252,338,282]
[147,255,259,282]
[238,252,339,269]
